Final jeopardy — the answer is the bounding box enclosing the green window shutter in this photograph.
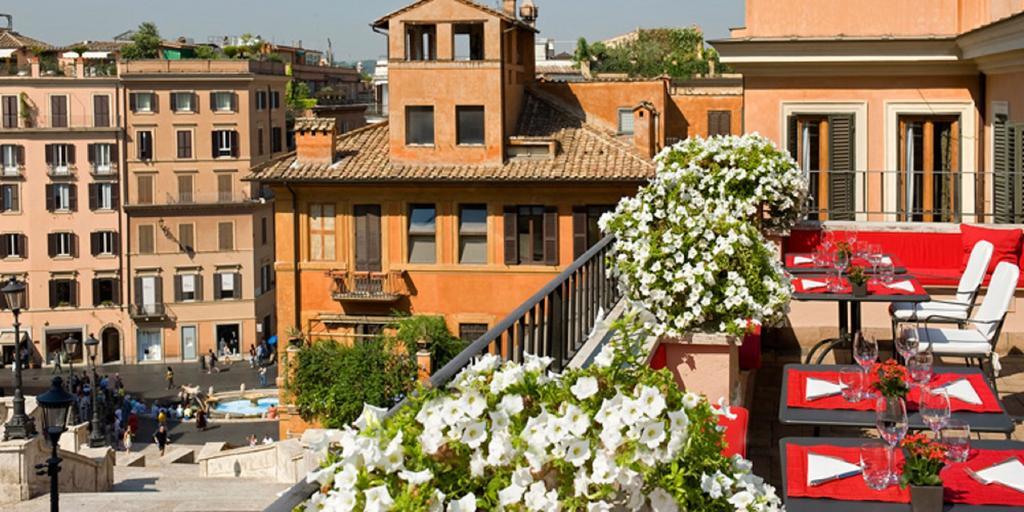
[786,115,798,161]
[992,115,1013,223]
[828,114,856,221]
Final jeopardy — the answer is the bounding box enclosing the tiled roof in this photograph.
[0,29,53,50]
[248,91,654,184]
[62,40,129,52]
[371,0,537,32]
[294,117,336,132]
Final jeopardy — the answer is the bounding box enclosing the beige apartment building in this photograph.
[120,60,285,363]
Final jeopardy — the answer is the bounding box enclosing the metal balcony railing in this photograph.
[46,165,76,178]
[89,164,118,177]
[329,270,410,302]
[0,114,117,130]
[129,303,169,321]
[801,169,1024,224]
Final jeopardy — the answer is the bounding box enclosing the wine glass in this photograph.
[942,419,971,462]
[920,386,951,436]
[908,352,934,388]
[854,332,878,372]
[876,395,908,486]
[894,327,919,363]
[867,244,884,282]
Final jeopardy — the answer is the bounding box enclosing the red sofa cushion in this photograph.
[960,224,1022,274]
[717,406,749,458]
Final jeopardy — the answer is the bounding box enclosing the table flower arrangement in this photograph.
[900,433,945,511]
[301,330,783,511]
[600,134,806,337]
[870,359,910,400]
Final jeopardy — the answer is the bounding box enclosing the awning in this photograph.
[61,51,79,59]
[0,49,15,59]
[82,51,110,59]
[0,331,29,346]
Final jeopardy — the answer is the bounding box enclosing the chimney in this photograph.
[632,102,658,159]
[294,117,337,165]
[503,0,517,17]
[520,0,539,27]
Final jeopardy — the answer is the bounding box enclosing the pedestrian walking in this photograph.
[248,344,256,368]
[165,366,174,390]
[195,408,207,431]
[122,426,133,452]
[157,408,167,426]
[257,366,268,387]
[153,425,168,456]
[52,351,63,374]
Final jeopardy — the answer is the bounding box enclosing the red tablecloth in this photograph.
[867,279,926,296]
[786,444,908,503]
[942,450,1024,507]
[792,277,849,294]
[786,369,1003,413]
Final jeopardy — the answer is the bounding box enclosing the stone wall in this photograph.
[198,438,309,483]
[0,436,113,505]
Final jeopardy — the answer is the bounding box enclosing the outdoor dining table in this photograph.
[779,364,1016,436]
[790,272,930,364]
[779,436,1024,511]
[784,253,908,275]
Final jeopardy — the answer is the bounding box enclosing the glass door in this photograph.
[898,116,960,222]
[136,329,161,362]
[181,326,197,361]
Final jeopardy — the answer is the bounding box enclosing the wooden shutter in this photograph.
[572,206,588,259]
[88,183,98,210]
[94,95,109,127]
[72,233,78,257]
[209,92,216,110]
[151,93,158,113]
[0,186,5,212]
[0,236,7,258]
[68,184,77,211]
[111,184,120,209]
[174,275,182,302]
[70,279,78,307]
[192,93,199,113]
[211,131,218,159]
[87,143,96,164]
[47,233,56,257]
[233,272,242,299]
[993,116,1013,223]
[366,206,381,271]
[503,206,518,265]
[49,280,57,308]
[218,222,233,251]
[828,114,856,221]
[194,274,203,301]
[44,144,53,167]
[67,144,75,165]
[92,278,100,306]
[113,232,120,254]
[542,206,559,265]
[230,93,237,112]
[45,184,54,211]
[154,277,163,306]
[214,273,222,299]
[16,145,24,165]
[90,232,100,256]
[129,93,137,112]
[16,233,25,258]
[134,277,142,307]
[230,131,239,158]
[786,115,798,160]
[9,184,17,212]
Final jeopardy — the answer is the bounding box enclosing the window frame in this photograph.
[95,182,115,211]
[132,92,155,113]
[136,130,154,160]
[405,106,435,146]
[52,232,74,258]
[308,203,336,261]
[137,224,155,254]
[456,106,485,146]
[458,204,488,264]
[407,203,437,264]
[50,94,68,128]
[171,91,196,113]
[176,129,194,159]
[617,107,635,135]
[211,91,235,113]
[0,183,19,213]
[52,183,72,211]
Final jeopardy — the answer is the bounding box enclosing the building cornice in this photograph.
[957,13,1024,70]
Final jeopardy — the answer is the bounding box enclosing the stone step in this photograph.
[117,451,146,467]
[162,447,196,464]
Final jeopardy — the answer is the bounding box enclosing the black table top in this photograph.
[779,437,1024,511]
[785,253,908,276]
[779,364,1015,434]
[791,274,931,303]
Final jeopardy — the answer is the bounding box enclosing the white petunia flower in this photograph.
[363,485,394,512]
[640,419,667,449]
[461,420,487,449]
[649,487,679,512]
[447,493,477,512]
[563,437,591,467]
[499,394,524,416]
[398,468,432,485]
[570,376,599,400]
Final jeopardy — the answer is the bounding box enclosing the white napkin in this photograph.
[807,452,862,486]
[936,379,983,405]
[885,280,916,293]
[794,256,814,265]
[800,279,827,290]
[974,458,1024,493]
[880,256,893,265]
[806,377,846,400]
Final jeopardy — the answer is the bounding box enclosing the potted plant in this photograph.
[900,433,945,512]
[871,359,910,400]
[835,240,854,262]
[847,265,868,297]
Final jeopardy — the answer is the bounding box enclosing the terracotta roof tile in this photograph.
[248,91,654,184]
[0,30,53,50]
[371,0,537,33]
[294,117,336,132]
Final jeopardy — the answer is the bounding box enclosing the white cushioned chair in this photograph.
[910,261,1019,391]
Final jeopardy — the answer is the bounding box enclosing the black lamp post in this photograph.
[35,376,73,512]
[62,334,78,380]
[3,276,36,440]
[83,334,105,447]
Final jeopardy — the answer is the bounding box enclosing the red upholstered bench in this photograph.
[717,406,749,458]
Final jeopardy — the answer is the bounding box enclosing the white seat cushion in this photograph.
[891,301,970,322]
[910,327,992,356]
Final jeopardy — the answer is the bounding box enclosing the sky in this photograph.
[3,0,744,62]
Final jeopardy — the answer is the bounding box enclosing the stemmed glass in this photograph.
[854,333,879,399]
[833,250,850,293]
[920,386,951,436]
[894,327,919,364]
[867,244,884,283]
[908,351,934,388]
[876,395,909,486]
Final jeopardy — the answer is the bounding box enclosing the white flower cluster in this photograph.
[600,134,804,337]
[304,352,783,511]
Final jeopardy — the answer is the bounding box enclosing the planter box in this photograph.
[650,332,742,404]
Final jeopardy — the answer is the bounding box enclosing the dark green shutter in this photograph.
[786,115,798,160]
[993,115,1013,223]
[828,114,856,221]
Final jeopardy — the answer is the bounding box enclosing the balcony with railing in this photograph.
[89,163,118,178]
[129,303,171,322]
[0,164,23,179]
[46,165,77,179]
[0,114,119,131]
[329,269,410,303]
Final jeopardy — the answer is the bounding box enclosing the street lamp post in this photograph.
[2,276,36,440]
[61,335,78,381]
[35,376,73,512]
[83,334,105,447]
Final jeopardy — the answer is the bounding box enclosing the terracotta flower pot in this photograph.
[910,485,943,512]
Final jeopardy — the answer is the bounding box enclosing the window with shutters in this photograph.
[49,183,74,211]
[572,205,613,258]
[617,108,634,135]
[309,203,336,261]
[215,272,239,300]
[50,232,75,258]
[260,264,273,295]
[505,205,559,265]
[408,204,436,264]
[271,91,281,109]
[92,182,115,210]
[406,106,434,145]
[707,110,732,137]
[93,277,119,306]
[993,117,1024,224]
[50,95,68,128]
[257,128,264,155]
[453,23,485,60]
[136,174,154,205]
[2,95,18,128]
[178,223,195,253]
[212,91,235,112]
[177,273,199,302]
[0,184,18,213]
[177,174,194,203]
[171,92,195,113]
[0,233,25,258]
[137,130,153,160]
[405,24,437,61]
[786,114,856,221]
[49,278,77,308]
[217,173,233,202]
[255,91,268,111]
[90,143,114,173]
[176,130,193,159]
[272,127,282,153]
[459,323,488,342]
[354,204,382,271]
[93,95,110,127]
[92,231,117,255]
[897,115,960,222]
[47,143,72,174]
[131,92,155,113]
[213,130,236,158]
[459,204,487,264]
[1,144,21,174]
[456,106,485,145]
[218,222,234,251]
[137,224,155,254]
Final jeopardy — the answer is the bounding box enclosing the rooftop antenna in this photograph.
[0,14,12,31]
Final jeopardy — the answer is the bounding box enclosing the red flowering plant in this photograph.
[871,359,910,399]
[900,433,946,487]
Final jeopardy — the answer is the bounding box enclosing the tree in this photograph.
[390,314,467,369]
[193,45,221,60]
[571,27,723,79]
[285,79,315,111]
[121,22,162,60]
